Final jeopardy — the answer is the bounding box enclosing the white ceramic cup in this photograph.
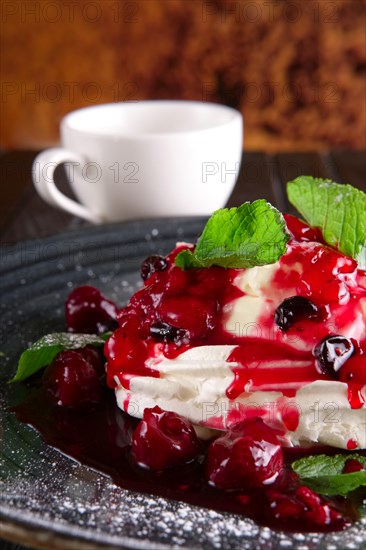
[32,101,243,223]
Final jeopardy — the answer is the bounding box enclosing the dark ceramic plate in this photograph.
[1,219,365,550]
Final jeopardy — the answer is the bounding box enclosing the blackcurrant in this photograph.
[140,255,168,281]
[313,335,354,378]
[275,296,319,331]
[149,321,185,343]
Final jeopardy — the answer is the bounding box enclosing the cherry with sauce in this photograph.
[284,215,325,243]
[77,345,105,377]
[267,484,346,528]
[206,418,284,490]
[338,355,366,385]
[343,458,364,473]
[66,285,118,334]
[131,406,199,470]
[42,349,103,407]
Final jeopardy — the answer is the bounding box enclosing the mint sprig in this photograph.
[292,453,366,496]
[287,176,366,269]
[11,332,109,383]
[175,200,290,270]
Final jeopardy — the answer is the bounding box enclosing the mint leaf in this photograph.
[287,177,366,269]
[11,332,108,383]
[292,453,366,496]
[175,200,290,269]
[174,249,205,269]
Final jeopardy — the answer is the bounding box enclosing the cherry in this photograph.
[65,285,118,334]
[268,492,304,518]
[117,314,142,339]
[343,459,364,473]
[275,296,320,331]
[267,484,346,528]
[77,345,104,377]
[295,485,321,508]
[205,419,283,490]
[166,265,189,293]
[160,295,216,338]
[43,350,102,407]
[104,327,149,374]
[297,247,356,305]
[284,214,325,243]
[131,406,199,470]
[140,255,167,281]
[313,335,355,378]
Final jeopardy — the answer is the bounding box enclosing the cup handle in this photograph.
[32,148,103,223]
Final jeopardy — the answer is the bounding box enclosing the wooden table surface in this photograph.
[0,149,365,550]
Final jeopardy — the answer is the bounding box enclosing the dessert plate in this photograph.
[0,218,365,550]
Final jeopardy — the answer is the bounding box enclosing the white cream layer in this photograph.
[115,345,366,450]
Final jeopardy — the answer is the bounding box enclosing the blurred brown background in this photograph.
[1,0,365,151]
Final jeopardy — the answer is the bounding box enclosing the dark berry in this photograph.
[343,459,364,473]
[131,406,199,470]
[140,255,167,281]
[313,335,354,378]
[149,321,186,343]
[205,419,283,490]
[43,350,102,407]
[77,345,104,376]
[275,296,319,331]
[65,285,118,334]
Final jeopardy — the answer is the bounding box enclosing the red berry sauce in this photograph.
[13,382,360,532]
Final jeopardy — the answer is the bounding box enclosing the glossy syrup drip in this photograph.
[226,339,321,399]
[347,383,365,410]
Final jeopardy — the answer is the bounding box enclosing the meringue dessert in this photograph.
[104,178,366,451]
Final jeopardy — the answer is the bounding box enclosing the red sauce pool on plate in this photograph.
[12,381,362,533]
